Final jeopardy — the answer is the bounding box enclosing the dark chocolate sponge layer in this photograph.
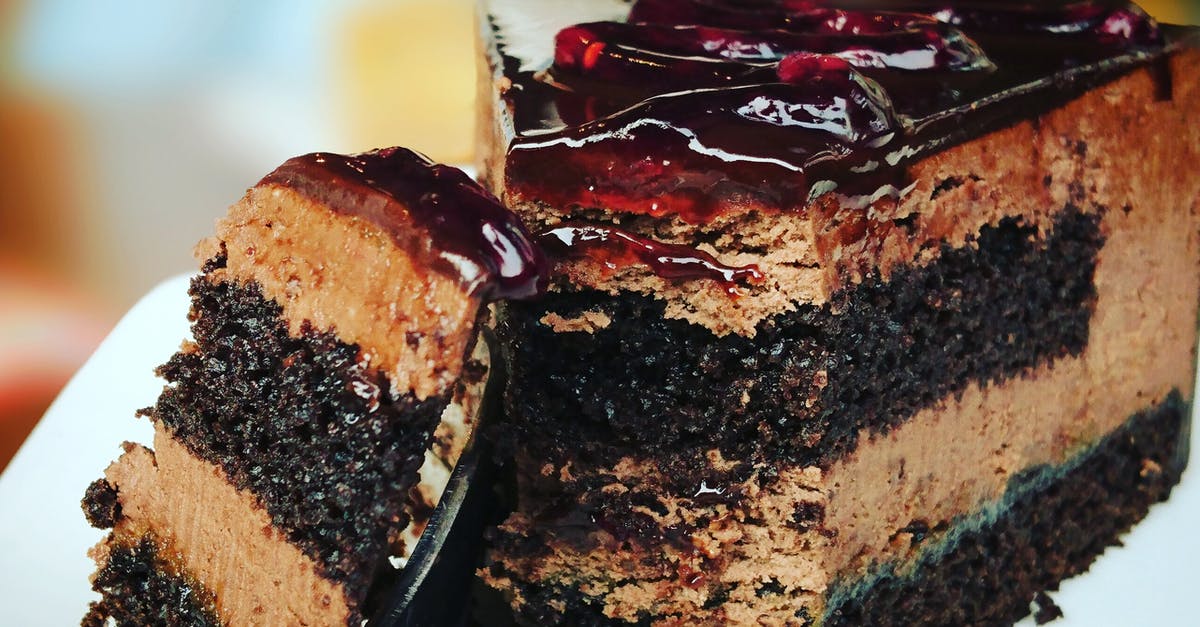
[486,391,1188,626]
[824,389,1188,627]
[498,207,1102,486]
[82,536,220,627]
[82,478,121,530]
[142,256,447,607]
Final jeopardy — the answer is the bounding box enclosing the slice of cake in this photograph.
[80,148,544,626]
[478,1,1199,624]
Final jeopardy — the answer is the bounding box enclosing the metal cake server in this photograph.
[371,330,506,626]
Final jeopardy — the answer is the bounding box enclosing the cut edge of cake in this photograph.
[474,1,1200,624]
[81,148,542,626]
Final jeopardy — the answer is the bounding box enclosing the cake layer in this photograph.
[823,391,1188,626]
[478,2,1199,624]
[87,428,351,625]
[203,182,476,401]
[498,206,1102,476]
[142,270,445,613]
[82,149,542,624]
[204,148,543,401]
[487,391,1189,625]
[482,2,1200,337]
[83,535,220,627]
[484,82,1200,620]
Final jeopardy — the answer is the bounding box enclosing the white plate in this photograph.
[0,274,1196,626]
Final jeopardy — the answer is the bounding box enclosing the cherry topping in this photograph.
[552,18,992,92]
[509,60,901,222]
[629,0,959,35]
[775,52,848,83]
[553,22,768,92]
[508,0,1170,232]
[1094,7,1160,45]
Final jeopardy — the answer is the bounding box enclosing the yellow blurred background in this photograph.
[0,0,1197,469]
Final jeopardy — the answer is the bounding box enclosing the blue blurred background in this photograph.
[0,0,1197,467]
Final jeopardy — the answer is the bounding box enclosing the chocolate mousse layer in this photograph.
[204,148,543,401]
[84,429,351,625]
[823,391,1188,626]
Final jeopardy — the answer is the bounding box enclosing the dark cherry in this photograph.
[262,148,547,300]
[509,58,901,222]
[552,22,769,92]
[538,223,763,295]
[774,52,851,85]
[551,17,992,93]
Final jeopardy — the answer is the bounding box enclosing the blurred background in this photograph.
[0,0,479,469]
[0,0,1197,470]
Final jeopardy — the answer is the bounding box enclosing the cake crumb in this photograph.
[82,479,122,529]
[1033,591,1064,624]
[540,310,612,333]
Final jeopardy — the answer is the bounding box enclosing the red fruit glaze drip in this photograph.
[261,148,548,300]
[538,224,764,295]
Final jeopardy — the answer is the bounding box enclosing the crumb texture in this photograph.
[82,536,220,627]
[485,392,1187,625]
[82,478,121,529]
[484,139,1200,622]
[143,269,447,603]
[499,208,1101,478]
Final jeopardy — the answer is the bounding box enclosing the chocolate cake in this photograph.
[80,148,544,626]
[477,1,1200,624]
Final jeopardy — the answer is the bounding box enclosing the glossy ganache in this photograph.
[509,56,904,222]
[261,148,547,300]
[501,0,1167,223]
[550,15,994,95]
